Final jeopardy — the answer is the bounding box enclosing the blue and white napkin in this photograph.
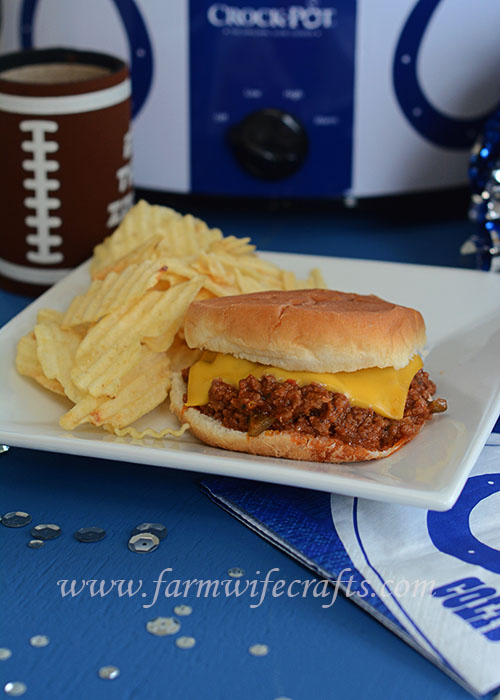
[202,418,500,698]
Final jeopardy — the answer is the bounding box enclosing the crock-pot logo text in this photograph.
[207,3,336,30]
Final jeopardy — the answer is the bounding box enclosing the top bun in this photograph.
[184,289,426,373]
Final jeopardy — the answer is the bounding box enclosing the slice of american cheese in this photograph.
[185,352,423,420]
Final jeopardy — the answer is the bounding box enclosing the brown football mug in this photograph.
[0,47,132,295]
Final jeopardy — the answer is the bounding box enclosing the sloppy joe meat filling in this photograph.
[182,368,446,452]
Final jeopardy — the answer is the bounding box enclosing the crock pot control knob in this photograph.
[228,109,308,180]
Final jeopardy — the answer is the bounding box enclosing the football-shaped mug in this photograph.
[0,47,132,295]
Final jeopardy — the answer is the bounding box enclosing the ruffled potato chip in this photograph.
[208,234,255,257]
[16,332,65,396]
[60,347,171,430]
[91,200,181,276]
[71,277,205,397]
[141,276,205,352]
[37,308,64,324]
[91,200,222,277]
[34,320,84,403]
[62,260,168,328]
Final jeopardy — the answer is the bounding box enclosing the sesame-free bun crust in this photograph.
[184,289,426,373]
[170,373,414,463]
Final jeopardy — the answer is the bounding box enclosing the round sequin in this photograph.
[74,527,106,543]
[98,666,120,680]
[146,617,180,636]
[228,567,245,578]
[128,533,159,553]
[0,649,12,661]
[3,682,27,697]
[173,605,192,616]
[27,540,44,550]
[30,524,61,540]
[29,635,49,648]
[1,512,31,528]
[249,644,269,656]
[175,636,196,649]
[131,523,167,540]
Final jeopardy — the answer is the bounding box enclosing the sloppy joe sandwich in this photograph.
[170,289,447,463]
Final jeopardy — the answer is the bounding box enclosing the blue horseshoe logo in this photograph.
[393,0,493,149]
[20,0,153,118]
[427,474,500,573]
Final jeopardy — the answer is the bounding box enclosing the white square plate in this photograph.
[1,252,500,510]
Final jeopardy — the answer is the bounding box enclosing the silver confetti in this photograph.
[249,643,269,657]
[173,604,192,616]
[228,567,245,578]
[0,649,12,661]
[98,666,120,680]
[175,636,196,649]
[1,512,31,528]
[74,527,106,543]
[29,635,49,648]
[131,523,167,540]
[30,524,61,540]
[3,682,27,697]
[27,540,44,550]
[146,617,180,636]
[128,533,159,553]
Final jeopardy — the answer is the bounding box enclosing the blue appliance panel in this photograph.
[190,0,356,197]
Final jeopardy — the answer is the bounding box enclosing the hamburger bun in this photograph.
[184,288,426,373]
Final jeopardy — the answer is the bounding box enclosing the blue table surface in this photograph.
[0,203,483,700]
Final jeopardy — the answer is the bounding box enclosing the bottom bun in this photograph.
[170,372,414,463]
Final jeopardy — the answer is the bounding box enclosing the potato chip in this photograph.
[60,347,171,430]
[89,353,170,428]
[201,278,240,297]
[62,260,168,327]
[295,267,327,289]
[281,269,298,291]
[107,423,190,439]
[59,394,102,430]
[16,332,65,396]
[92,234,165,280]
[158,214,222,258]
[37,308,64,324]
[91,201,223,277]
[71,277,205,397]
[91,200,181,275]
[234,268,268,294]
[141,275,206,352]
[157,259,202,283]
[208,235,255,256]
[158,261,239,297]
[34,320,84,403]
[93,229,224,282]
[190,252,286,295]
[192,253,229,284]
[207,251,283,286]
[167,335,203,372]
[307,267,327,288]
